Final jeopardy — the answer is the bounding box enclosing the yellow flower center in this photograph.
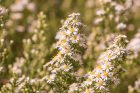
[73,19,77,24]
[63,65,69,69]
[69,27,74,33]
[96,73,101,78]
[72,35,77,40]
[103,71,108,77]
[105,62,110,69]
[97,81,103,86]
[85,89,92,93]
[61,40,66,44]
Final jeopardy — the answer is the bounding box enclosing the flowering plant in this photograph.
[0,1,140,93]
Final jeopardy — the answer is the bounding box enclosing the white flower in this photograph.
[60,64,73,72]
[128,78,140,93]
[135,78,140,90]
[95,80,106,90]
[26,3,36,12]
[10,12,23,20]
[115,4,125,13]
[66,27,78,35]
[101,70,113,80]
[84,88,94,93]
[71,53,82,64]
[101,62,114,71]
[96,9,105,16]
[69,83,79,93]
[10,0,29,12]
[12,57,25,74]
[70,34,80,43]
[93,69,102,82]
[0,7,8,15]
[87,71,95,79]
[85,78,93,86]
[94,18,103,24]
[44,74,56,83]
[104,0,112,3]
[117,22,127,30]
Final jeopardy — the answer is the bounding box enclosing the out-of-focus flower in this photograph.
[96,9,105,16]
[117,22,127,30]
[128,78,140,93]
[1,75,45,93]
[127,30,140,57]
[0,7,7,15]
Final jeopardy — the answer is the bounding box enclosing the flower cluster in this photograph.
[10,0,35,20]
[10,0,35,12]
[94,0,132,31]
[6,0,35,33]
[1,75,45,93]
[10,12,48,77]
[0,9,13,87]
[0,38,7,73]
[0,6,8,30]
[84,0,133,69]
[44,13,87,92]
[0,0,140,92]
[0,11,48,90]
[69,35,128,93]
